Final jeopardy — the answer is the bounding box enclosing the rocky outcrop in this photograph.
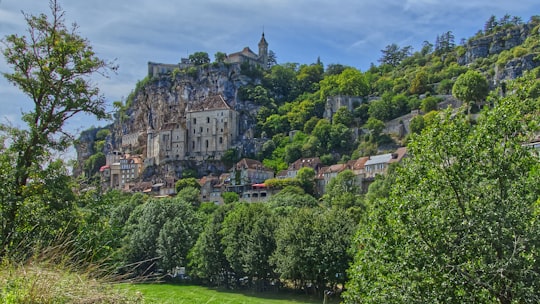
[458,23,536,65]
[495,53,540,81]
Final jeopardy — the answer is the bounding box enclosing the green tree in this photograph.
[0,0,115,252]
[332,106,354,126]
[214,51,226,63]
[323,169,360,208]
[364,117,385,142]
[296,167,316,196]
[175,177,201,193]
[345,71,540,303]
[221,191,239,204]
[189,51,210,66]
[452,69,489,114]
[189,204,233,286]
[220,203,276,288]
[123,197,201,275]
[409,70,429,95]
[409,115,425,134]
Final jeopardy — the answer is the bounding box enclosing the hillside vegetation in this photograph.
[1,4,539,303]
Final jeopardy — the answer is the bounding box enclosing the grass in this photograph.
[121,283,339,304]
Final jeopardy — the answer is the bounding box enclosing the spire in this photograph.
[258,31,268,47]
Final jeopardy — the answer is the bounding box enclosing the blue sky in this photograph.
[1,0,539,137]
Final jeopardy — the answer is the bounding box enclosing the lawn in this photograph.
[120,283,338,304]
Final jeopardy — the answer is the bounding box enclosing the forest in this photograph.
[1,1,539,303]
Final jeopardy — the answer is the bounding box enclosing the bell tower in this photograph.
[258,32,268,69]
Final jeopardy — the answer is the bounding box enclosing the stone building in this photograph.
[225,33,268,68]
[186,95,238,161]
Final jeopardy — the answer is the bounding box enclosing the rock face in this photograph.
[106,63,259,180]
[458,23,535,65]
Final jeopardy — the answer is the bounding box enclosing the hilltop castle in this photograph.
[148,33,269,77]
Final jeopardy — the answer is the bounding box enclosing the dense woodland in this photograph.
[1,2,540,303]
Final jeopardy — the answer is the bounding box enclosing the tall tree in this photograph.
[345,70,540,303]
[452,69,489,114]
[0,0,115,251]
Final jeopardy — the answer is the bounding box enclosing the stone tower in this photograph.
[258,32,268,68]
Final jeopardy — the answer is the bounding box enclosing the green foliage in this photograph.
[272,208,356,290]
[95,128,111,141]
[345,71,540,303]
[452,69,489,111]
[296,167,316,196]
[175,177,201,193]
[188,204,233,286]
[214,51,227,63]
[323,170,361,208]
[123,197,202,275]
[420,96,440,113]
[408,115,425,134]
[221,203,277,287]
[84,152,105,177]
[189,52,210,66]
[0,1,115,251]
[221,191,240,204]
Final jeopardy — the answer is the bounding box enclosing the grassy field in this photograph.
[121,283,338,304]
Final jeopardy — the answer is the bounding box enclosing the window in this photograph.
[192,141,195,149]
[200,127,203,133]
[205,140,209,148]
[207,117,210,123]
[219,137,223,144]
[193,118,196,124]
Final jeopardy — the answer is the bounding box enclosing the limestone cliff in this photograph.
[458,22,540,81]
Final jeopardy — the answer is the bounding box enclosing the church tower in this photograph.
[258,32,268,69]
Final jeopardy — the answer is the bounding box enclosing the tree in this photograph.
[364,117,385,142]
[296,167,316,196]
[189,51,210,66]
[332,106,354,126]
[214,51,226,63]
[220,203,276,288]
[175,177,201,193]
[0,0,115,252]
[221,192,239,204]
[323,169,360,208]
[345,71,540,303]
[452,70,489,114]
[378,44,412,67]
[189,204,234,287]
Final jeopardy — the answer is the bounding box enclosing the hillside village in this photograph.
[77,17,540,203]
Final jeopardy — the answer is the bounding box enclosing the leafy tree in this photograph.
[364,117,385,142]
[220,203,276,288]
[272,208,356,293]
[221,191,239,204]
[296,63,324,93]
[296,167,316,196]
[264,63,298,104]
[323,169,360,208]
[311,118,332,153]
[189,51,210,66]
[378,44,412,67]
[332,106,354,126]
[0,0,115,252]
[408,115,425,134]
[420,96,439,113]
[175,177,201,193]
[189,204,233,286]
[452,70,489,114]
[214,51,227,63]
[409,70,429,95]
[123,197,201,275]
[337,68,370,97]
[345,71,540,303]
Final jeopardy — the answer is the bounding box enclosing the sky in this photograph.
[1,0,539,139]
